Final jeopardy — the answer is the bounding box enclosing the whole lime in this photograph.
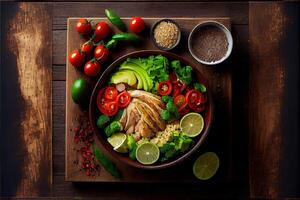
[71,78,90,105]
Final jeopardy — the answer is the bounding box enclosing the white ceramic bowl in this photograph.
[188,21,233,65]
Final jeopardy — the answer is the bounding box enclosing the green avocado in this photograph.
[110,70,137,86]
[120,62,153,91]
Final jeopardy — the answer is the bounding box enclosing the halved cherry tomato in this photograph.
[104,86,118,100]
[158,80,172,96]
[103,101,119,116]
[174,95,186,108]
[169,71,177,83]
[172,81,186,97]
[178,102,190,116]
[97,87,108,113]
[185,89,206,112]
[199,93,208,103]
[117,91,131,108]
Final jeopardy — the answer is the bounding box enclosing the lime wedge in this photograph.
[180,112,204,137]
[107,133,128,153]
[136,142,160,165]
[193,152,219,180]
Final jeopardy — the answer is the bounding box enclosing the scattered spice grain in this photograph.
[154,21,179,49]
[191,25,228,62]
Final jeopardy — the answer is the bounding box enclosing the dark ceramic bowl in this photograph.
[89,50,214,170]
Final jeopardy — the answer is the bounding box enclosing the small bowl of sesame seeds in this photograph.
[151,19,181,51]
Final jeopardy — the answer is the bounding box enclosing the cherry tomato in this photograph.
[185,89,206,112]
[94,21,111,42]
[97,87,108,113]
[76,18,92,35]
[178,102,190,116]
[104,86,118,100]
[199,93,208,103]
[157,80,172,96]
[69,49,85,68]
[84,60,101,77]
[169,71,178,83]
[81,40,94,55]
[129,17,145,34]
[117,91,131,108]
[103,101,119,116]
[172,81,187,97]
[174,95,186,108]
[94,45,109,63]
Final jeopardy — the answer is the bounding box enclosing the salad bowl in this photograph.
[89,50,214,170]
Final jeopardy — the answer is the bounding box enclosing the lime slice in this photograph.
[193,152,219,180]
[180,112,204,137]
[135,142,160,165]
[107,133,128,153]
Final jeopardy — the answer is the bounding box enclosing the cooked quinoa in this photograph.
[154,21,179,49]
[150,122,180,147]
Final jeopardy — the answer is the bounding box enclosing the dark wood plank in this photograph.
[0,2,52,197]
[249,2,294,199]
[53,2,248,30]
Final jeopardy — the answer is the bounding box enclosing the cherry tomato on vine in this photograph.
[104,86,118,101]
[157,80,172,96]
[84,60,101,77]
[76,18,92,35]
[81,40,94,55]
[117,91,131,108]
[69,49,85,68]
[94,21,111,42]
[129,17,145,34]
[94,45,109,63]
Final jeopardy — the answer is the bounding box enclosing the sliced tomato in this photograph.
[191,103,206,113]
[199,93,208,103]
[178,102,190,116]
[174,95,186,108]
[104,86,118,100]
[97,87,108,113]
[157,80,172,96]
[169,71,177,83]
[172,81,186,97]
[117,91,131,108]
[103,101,119,116]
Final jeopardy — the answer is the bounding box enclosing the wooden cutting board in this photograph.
[66,17,231,182]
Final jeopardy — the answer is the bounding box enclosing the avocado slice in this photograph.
[120,64,147,91]
[120,62,153,91]
[110,70,137,86]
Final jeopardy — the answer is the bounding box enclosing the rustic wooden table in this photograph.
[1,1,299,199]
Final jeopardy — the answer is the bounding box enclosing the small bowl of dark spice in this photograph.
[151,19,181,51]
[188,21,233,65]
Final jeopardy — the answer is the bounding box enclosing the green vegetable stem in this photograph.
[112,33,141,43]
[105,9,127,32]
[105,39,118,50]
[92,143,121,178]
[194,83,207,93]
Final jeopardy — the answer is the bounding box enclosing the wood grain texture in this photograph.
[65,17,232,183]
[249,2,286,199]
[1,2,52,197]
[52,2,248,30]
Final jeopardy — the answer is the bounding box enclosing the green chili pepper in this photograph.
[92,143,121,178]
[105,9,126,32]
[112,33,141,43]
[105,39,118,50]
